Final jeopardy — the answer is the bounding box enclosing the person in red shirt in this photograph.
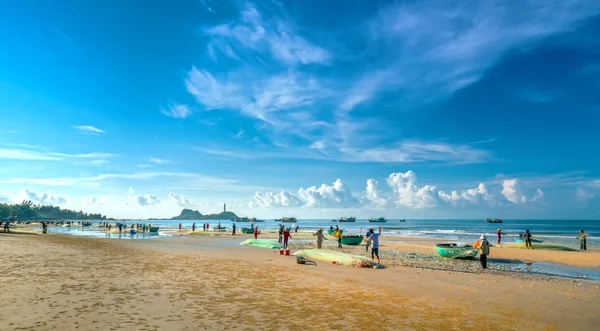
[253,227,259,239]
[283,227,292,248]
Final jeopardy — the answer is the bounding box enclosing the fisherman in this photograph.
[118,223,123,234]
[278,224,284,244]
[365,229,372,252]
[496,228,505,245]
[178,223,182,231]
[3,220,9,233]
[330,225,334,232]
[42,221,48,234]
[192,223,196,232]
[367,226,382,264]
[313,229,326,249]
[523,229,533,249]
[283,227,292,248]
[579,229,587,251]
[253,226,259,239]
[334,228,343,248]
[477,234,490,269]
[232,223,237,236]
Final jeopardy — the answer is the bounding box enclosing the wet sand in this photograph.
[1,233,599,330]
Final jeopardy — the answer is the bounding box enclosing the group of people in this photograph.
[313,225,382,264]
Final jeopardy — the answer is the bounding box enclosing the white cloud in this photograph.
[21,189,67,205]
[310,140,326,150]
[364,179,387,207]
[438,183,493,205]
[0,148,115,162]
[88,160,109,166]
[161,102,192,119]
[501,179,528,204]
[387,171,438,209]
[235,127,245,138]
[252,179,359,208]
[206,5,330,65]
[73,125,106,134]
[168,192,192,207]
[149,158,175,164]
[136,164,151,169]
[127,187,159,206]
[84,196,104,206]
[531,188,544,202]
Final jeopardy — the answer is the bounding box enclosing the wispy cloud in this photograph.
[0,148,115,162]
[21,189,67,205]
[161,102,192,119]
[149,157,175,164]
[73,125,106,134]
[136,164,151,169]
[205,4,330,65]
[127,187,159,206]
[235,127,245,138]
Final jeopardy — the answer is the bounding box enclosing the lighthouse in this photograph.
[223,203,226,212]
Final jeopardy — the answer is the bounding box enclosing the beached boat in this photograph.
[241,228,254,234]
[149,226,159,233]
[278,217,297,223]
[341,235,363,245]
[435,244,478,259]
[338,217,356,223]
[514,237,544,243]
[368,217,387,223]
[485,218,503,223]
[328,229,343,235]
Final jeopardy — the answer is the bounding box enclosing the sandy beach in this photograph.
[1,231,599,331]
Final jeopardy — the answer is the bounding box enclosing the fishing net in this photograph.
[239,239,283,249]
[435,244,478,259]
[293,249,376,268]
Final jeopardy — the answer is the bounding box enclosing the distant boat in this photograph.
[398,219,406,222]
[485,218,503,223]
[338,217,356,223]
[368,217,387,223]
[278,217,297,223]
[233,217,257,222]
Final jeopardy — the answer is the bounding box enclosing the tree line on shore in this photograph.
[0,200,106,220]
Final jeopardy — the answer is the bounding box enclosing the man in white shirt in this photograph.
[367,226,382,264]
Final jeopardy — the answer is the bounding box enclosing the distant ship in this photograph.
[278,217,297,223]
[232,217,257,222]
[398,219,406,222]
[485,218,503,223]
[338,217,356,223]
[368,217,387,223]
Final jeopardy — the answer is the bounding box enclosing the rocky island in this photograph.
[169,208,238,220]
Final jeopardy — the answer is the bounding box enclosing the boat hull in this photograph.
[341,235,363,245]
[435,244,478,259]
[514,238,544,243]
[149,226,159,233]
[241,228,254,234]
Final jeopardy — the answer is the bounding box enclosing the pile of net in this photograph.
[239,239,283,249]
[293,249,377,268]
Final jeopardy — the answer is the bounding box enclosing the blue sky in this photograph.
[1,0,599,219]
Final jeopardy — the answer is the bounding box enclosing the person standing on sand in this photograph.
[367,226,382,264]
[232,223,236,236]
[313,229,326,249]
[253,227,259,239]
[497,228,505,245]
[579,229,587,251]
[365,229,372,252]
[278,224,284,244]
[192,223,196,231]
[523,229,533,249]
[476,234,490,269]
[334,228,343,248]
[178,223,182,231]
[283,227,292,248]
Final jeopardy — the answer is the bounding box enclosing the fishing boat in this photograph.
[435,244,478,259]
[149,226,159,233]
[338,217,356,223]
[398,219,406,222]
[241,228,254,234]
[278,217,297,223]
[328,229,343,235]
[514,237,544,243]
[368,217,387,223]
[485,218,503,223]
[233,217,257,222]
[341,235,364,246]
